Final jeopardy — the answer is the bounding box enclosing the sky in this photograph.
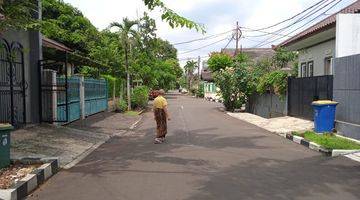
[63,0,356,66]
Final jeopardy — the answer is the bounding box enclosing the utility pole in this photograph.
[197,56,201,80]
[235,21,239,56]
[234,21,242,56]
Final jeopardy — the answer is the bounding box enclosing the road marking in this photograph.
[181,105,184,110]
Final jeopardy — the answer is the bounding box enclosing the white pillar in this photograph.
[42,69,57,123]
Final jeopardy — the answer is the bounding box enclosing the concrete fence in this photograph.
[247,92,287,119]
[333,53,360,139]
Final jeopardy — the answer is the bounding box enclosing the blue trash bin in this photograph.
[312,100,338,133]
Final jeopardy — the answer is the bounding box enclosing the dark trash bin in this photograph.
[0,124,13,169]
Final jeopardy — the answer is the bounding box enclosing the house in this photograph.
[221,48,274,61]
[201,48,274,101]
[0,2,108,127]
[201,66,220,101]
[279,1,360,77]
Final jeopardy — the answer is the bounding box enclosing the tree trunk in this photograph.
[113,80,116,110]
[125,47,131,111]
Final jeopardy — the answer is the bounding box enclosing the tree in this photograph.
[142,0,205,33]
[184,60,197,89]
[111,18,139,111]
[207,53,232,72]
[272,47,297,69]
[42,0,100,54]
[209,53,254,111]
[0,0,40,31]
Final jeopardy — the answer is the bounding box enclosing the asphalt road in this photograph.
[28,93,360,200]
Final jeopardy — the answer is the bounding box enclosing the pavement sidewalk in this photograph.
[227,112,313,135]
[11,112,142,168]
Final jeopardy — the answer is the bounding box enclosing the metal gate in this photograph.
[39,60,70,123]
[288,75,333,120]
[0,38,27,126]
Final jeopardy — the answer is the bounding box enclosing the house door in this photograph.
[0,38,27,126]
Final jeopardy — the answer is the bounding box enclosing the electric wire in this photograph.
[178,36,231,55]
[172,29,234,46]
[242,0,335,38]
[254,0,343,47]
[250,0,328,31]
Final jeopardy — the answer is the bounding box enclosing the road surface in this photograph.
[28,93,360,200]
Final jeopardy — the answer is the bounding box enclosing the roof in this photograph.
[201,69,213,81]
[42,36,73,52]
[221,48,274,60]
[279,0,360,47]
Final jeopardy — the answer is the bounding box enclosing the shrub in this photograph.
[190,87,197,95]
[213,64,253,112]
[117,99,127,112]
[101,75,124,98]
[196,82,204,98]
[256,70,288,96]
[131,86,149,109]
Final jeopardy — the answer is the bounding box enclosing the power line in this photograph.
[178,55,210,61]
[178,36,231,55]
[250,0,328,31]
[241,27,295,38]
[172,29,234,46]
[223,33,235,50]
[242,0,334,38]
[255,0,343,48]
[250,0,339,47]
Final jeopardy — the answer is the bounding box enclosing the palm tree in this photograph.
[111,18,139,111]
[184,60,197,89]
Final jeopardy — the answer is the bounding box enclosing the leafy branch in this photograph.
[143,0,206,33]
[0,0,40,31]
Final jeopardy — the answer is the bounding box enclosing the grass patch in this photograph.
[292,131,360,150]
[124,111,139,116]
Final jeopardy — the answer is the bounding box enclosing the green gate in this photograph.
[84,78,108,116]
[57,76,81,123]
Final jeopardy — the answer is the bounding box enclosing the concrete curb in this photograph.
[63,138,109,170]
[284,133,360,157]
[130,115,143,130]
[0,158,59,200]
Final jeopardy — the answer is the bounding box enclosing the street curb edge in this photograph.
[0,158,60,200]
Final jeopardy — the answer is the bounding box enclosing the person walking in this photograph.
[153,89,170,144]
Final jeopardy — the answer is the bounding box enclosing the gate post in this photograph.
[79,76,85,120]
[287,77,291,116]
[41,69,58,123]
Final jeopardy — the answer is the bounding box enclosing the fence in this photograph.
[288,75,333,120]
[84,78,108,117]
[56,76,81,123]
[40,70,108,124]
[247,93,287,119]
[333,54,360,139]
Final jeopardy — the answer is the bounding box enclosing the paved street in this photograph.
[28,93,360,200]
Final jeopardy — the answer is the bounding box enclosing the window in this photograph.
[301,62,307,77]
[324,57,332,75]
[307,61,314,77]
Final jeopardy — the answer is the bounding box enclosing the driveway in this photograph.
[28,93,360,200]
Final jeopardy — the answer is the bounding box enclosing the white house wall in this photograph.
[336,14,360,58]
[298,39,335,77]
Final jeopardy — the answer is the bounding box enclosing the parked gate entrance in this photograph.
[0,38,27,126]
[288,75,333,120]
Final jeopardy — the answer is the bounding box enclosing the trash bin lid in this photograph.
[312,100,338,106]
[0,123,13,131]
